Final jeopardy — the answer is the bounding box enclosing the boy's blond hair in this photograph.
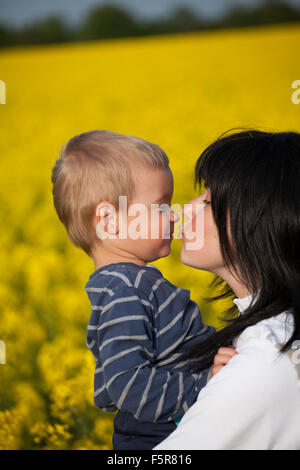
[51,130,169,256]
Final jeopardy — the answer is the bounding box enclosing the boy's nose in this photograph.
[178,222,183,239]
[170,209,180,223]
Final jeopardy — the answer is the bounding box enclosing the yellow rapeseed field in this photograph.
[0,23,299,449]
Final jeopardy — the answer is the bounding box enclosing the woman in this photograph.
[156,130,300,450]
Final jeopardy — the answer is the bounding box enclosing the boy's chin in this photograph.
[145,240,172,263]
[153,243,172,260]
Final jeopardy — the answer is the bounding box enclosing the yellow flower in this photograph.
[0,23,299,449]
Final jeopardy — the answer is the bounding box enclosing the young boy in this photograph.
[51,130,216,450]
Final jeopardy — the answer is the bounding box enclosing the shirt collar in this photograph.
[233,293,258,314]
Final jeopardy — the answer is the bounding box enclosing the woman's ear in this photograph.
[95,202,119,239]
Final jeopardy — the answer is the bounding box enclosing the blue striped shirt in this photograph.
[85,262,215,423]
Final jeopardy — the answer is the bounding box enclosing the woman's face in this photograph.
[180,188,225,275]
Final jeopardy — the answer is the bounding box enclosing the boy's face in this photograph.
[117,165,178,262]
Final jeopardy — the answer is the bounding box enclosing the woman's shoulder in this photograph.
[228,311,299,392]
[205,313,297,404]
[233,311,294,353]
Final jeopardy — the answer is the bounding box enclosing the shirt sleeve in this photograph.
[97,285,210,423]
[155,338,291,449]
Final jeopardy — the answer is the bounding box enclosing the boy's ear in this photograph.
[95,201,119,238]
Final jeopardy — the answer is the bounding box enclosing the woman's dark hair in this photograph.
[186,129,300,371]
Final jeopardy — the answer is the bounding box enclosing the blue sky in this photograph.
[1,0,299,28]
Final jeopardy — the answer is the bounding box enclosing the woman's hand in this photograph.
[211,347,238,377]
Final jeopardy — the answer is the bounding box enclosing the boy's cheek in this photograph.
[117,210,172,244]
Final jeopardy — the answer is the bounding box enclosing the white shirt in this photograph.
[155,295,300,450]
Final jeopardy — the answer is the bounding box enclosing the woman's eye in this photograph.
[202,199,210,204]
